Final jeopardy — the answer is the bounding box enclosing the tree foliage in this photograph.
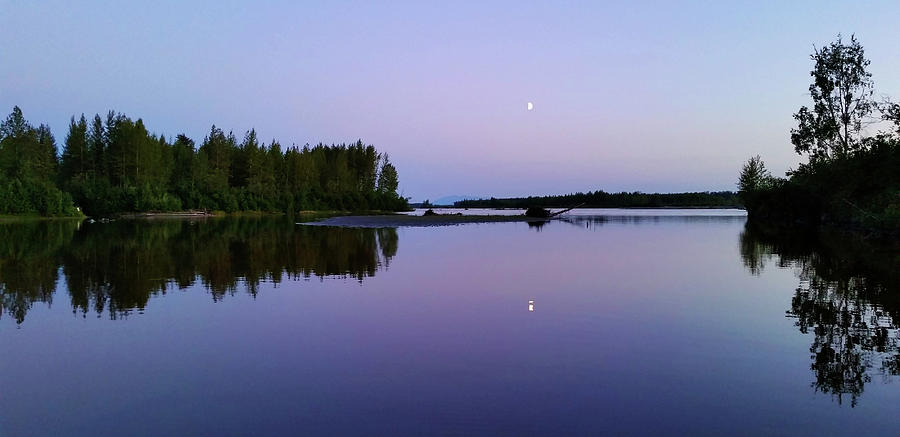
[376,154,399,194]
[738,155,771,194]
[0,106,78,216]
[0,106,408,216]
[745,35,900,232]
[882,101,900,135]
[737,155,776,213]
[791,34,875,163]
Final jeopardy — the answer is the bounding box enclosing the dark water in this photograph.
[1,213,898,436]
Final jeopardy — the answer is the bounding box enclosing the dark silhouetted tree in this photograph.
[738,156,772,194]
[791,34,875,162]
[377,154,399,194]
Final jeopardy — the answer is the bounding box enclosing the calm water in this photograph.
[1,212,898,436]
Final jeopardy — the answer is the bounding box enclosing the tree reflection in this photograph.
[740,223,900,406]
[0,221,76,324]
[0,218,398,323]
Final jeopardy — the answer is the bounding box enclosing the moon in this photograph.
[527,102,534,111]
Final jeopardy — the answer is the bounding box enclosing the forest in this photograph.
[738,35,900,234]
[0,107,408,216]
[454,190,740,209]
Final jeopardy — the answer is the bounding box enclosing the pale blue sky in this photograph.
[2,0,899,201]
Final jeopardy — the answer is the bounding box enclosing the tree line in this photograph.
[0,107,408,216]
[738,35,900,233]
[455,190,740,209]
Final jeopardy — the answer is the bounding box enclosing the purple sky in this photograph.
[3,1,899,201]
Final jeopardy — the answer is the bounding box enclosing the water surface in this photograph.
[1,212,898,435]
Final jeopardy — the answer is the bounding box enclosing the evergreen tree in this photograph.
[33,124,58,182]
[60,115,89,185]
[738,156,772,194]
[198,125,231,194]
[0,106,35,178]
[170,134,197,206]
[0,107,79,216]
[87,114,105,177]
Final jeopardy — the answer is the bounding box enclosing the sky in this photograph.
[2,0,899,201]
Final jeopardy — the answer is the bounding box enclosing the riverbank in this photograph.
[102,209,410,220]
[0,214,84,222]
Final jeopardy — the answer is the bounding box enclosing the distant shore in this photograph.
[303,214,550,228]
[100,210,407,220]
[416,205,746,210]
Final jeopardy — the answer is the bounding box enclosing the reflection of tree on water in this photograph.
[526,221,546,231]
[0,219,398,323]
[740,223,900,406]
[0,221,77,324]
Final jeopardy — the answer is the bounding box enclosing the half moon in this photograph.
[527,102,534,111]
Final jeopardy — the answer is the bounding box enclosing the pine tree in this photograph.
[61,115,89,185]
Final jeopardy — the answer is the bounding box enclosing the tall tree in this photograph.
[61,115,89,185]
[738,155,772,194]
[376,154,399,194]
[198,125,230,194]
[0,107,79,216]
[0,106,35,177]
[170,134,198,206]
[260,140,281,195]
[791,34,875,162]
[231,129,259,188]
[105,111,127,186]
[0,106,29,138]
[33,124,59,181]
[87,114,105,177]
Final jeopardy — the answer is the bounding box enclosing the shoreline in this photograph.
[303,214,551,228]
[104,209,410,220]
[0,214,84,222]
